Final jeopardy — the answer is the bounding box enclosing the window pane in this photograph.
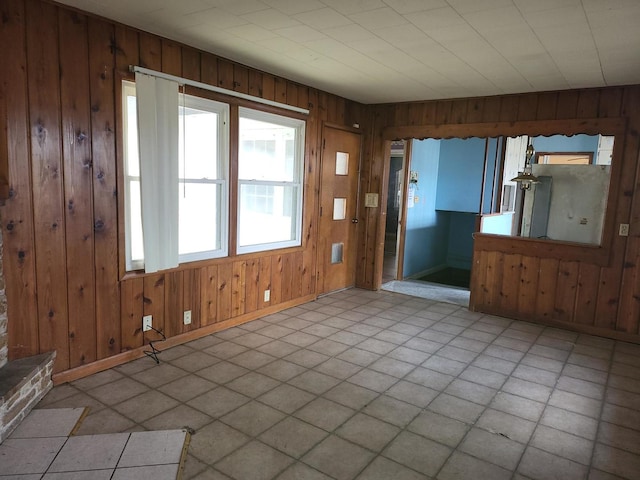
[129,179,144,264]
[331,243,344,264]
[239,117,296,181]
[179,106,219,179]
[125,95,140,177]
[336,152,349,175]
[333,198,347,220]
[179,182,222,255]
[239,184,298,247]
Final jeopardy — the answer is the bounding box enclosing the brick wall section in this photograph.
[0,229,6,369]
[0,352,56,443]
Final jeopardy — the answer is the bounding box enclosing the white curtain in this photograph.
[136,72,179,273]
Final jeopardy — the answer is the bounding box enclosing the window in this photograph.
[237,107,305,253]
[122,81,229,271]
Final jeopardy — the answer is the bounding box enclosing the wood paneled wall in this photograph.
[0,0,364,375]
[359,87,640,343]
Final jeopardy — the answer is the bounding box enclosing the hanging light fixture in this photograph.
[511,142,539,190]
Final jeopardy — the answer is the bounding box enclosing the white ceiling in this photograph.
[57,0,640,104]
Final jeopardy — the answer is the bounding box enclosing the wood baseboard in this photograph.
[53,294,317,385]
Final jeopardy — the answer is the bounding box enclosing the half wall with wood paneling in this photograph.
[0,0,364,378]
[359,87,640,344]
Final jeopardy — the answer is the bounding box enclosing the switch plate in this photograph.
[183,310,192,325]
[619,223,630,236]
[264,290,270,302]
[142,315,152,332]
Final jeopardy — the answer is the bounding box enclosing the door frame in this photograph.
[394,139,412,281]
[316,122,363,295]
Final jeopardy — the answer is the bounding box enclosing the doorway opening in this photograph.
[383,141,406,283]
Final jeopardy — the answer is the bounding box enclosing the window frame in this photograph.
[121,80,230,272]
[236,106,306,255]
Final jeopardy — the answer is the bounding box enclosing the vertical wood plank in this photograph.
[517,256,539,316]
[248,69,263,98]
[481,97,501,122]
[200,53,218,85]
[465,98,484,123]
[244,259,260,314]
[217,262,233,322]
[536,92,558,120]
[469,250,488,309]
[233,64,249,94]
[598,88,623,117]
[200,265,218,325]
[535,258,559,320]
[143,274,165,342]
[183,268,201,331]
[261,74,275,101]
[164,270,183,337]
[26,0,69,372]
[553,261,579,323]
[499,254,521,313]
[499,96,519,122]
[435,100,452,124]
[450,99,468,124]
[232,261,246,317]
[161,40,181,76]
[271,255,283,305]
[574,263,600,326]
[258,258,272,309]
[576,89,600,119]
[114,24,138,76]
[2,0,40,360]
[138,32,161,70]
[88,17,121,359]
[555,91,579,120]
[120,277,143,351]
[59,8,96,367]
[217,59,233,89]
[281,253,293,302]
[274,77,287,104]
[484,251,503,311]
[181,48,200,81]
[517,94,539,122]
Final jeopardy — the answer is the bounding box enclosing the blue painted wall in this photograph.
[531,134,599,158]
[403,139,449,277]
[436,138,486,213]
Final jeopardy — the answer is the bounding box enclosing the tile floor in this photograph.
[0,407,188,478]
[25,288,640,479]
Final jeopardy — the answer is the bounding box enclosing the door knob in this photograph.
[351,218,359,223]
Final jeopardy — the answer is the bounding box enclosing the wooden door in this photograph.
[318,126,361,294]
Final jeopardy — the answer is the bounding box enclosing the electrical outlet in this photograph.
[183,310,192,325]
[142,315,152,332]
[264,289,270,302]
[619,223,630,236]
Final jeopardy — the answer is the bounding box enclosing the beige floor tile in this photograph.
[385,380,438,408]
[260,417,327,458]
[130,363,187,388]
[158,374,217,402]
[284,349,329,368]
[187,386,250,418]
[255,339,300,358]
[169,351,219,372]
[336,413,400,452]
[225,371,280,397]
[74,408,136,435]
[548,390,602,418]
[335,347,381,366]
[518,446,588,480]
[458,365,507,389]
[540,406,598,440]
[369,357,415,378]
[0,437,67,475]
[215,440,293,480]
[512,364,559,387]
[232,332,273,348]
[70,369,124,391]
[472,354,517,375]
[314,358,363,380]
[348,369,399,392]
[87,377,149,406]
[289,370,341,395]
[221,401,285,436]
[188,421,249,465]
[557,376,605,400]
[43,470,113,479]
[363,395,421,428]
[445,378,497,405]
[408,410,469,447]
[112,464,179,480]
[597,422,640,455]
[228,350,276,370]
[355,456,429,480]
[438,452,512,480]
[530,425,593,465]
[276,462,333,479]
[475,408,536,444]
[502,377,553,403]
[295,398,355,431]
[9,408,85,439]
[203,341,248,359]
[386,346,431,365]
[118,430,186,467]
[601,403,640,431]
[428,393,485,424]
[113,390,179,423]
[459,427,525,470]
[490,392,545,422]
[195,361,248,384]
[382,431,451,477]
[258,384,315,414]
[322,382,379,410]
[404,367,454,390]
[592,443,640,480]
[143,404,212,431]
[303,435,376,480]
[48,433,129,472]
